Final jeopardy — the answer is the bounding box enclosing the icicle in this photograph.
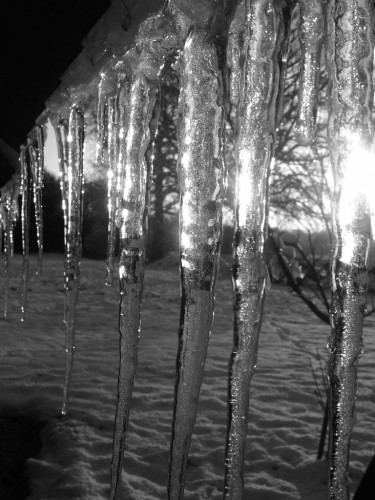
[3,210,11,320]
[325,1,374,498]
[114,79,131,234]
[20,146,31,321]
[0,178,20,319]
[108,8,181,494]
[275,1,296,127]
[294,0,325,146]
[97,71,126,286]
[55,118,69,245]
[167,28,226,499]
[54,107,85,416]
[96,74,108,167]
[106,95,119,286]
[97,71,119,170]
[36,125,45,274]
[28,132,44,276]
[109,71,160,500]
[228,1,245,107]
[224,2,285,498]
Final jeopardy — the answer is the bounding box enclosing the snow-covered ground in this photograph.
[1,254,374,499]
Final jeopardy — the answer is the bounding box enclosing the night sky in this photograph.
[0,0,110,152]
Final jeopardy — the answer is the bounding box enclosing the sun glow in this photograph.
[338,138,375,265]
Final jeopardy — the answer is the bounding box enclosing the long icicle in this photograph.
[36,125,45,275]
[168,28,227,499]
[55,118,69,254]
[28,134,44,276]
[114,80,130,235]
[109,71,160,500]
[55,108,85,415]
[106,95,119,286]
[96,74,108,167]
[224,2,285,497]
[326,1,374,498]
[294,0,325,146]
[20,146,31,321]
[0,178,19,319]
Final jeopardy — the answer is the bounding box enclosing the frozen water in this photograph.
[20,146,30,321]
[109,69,161,500]
[0,176,19,319]
[224,1,286,498]
[325,0,374,498]
[28,134,44,276]
[54,107,85,415]
[294,0,324,146]
[35,125,45,274]
[106,95,119,286]
[167,27,227,499]
[3,1,375,499]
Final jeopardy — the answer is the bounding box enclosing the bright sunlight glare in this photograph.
[338,137,375,265]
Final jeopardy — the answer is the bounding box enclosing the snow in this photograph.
[1,253,374,499]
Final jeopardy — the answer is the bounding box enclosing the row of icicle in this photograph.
[0,0,374,499]
[0,108,85,418]
[1,129,44,321]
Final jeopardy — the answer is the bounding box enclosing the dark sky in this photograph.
[0,0,110,151]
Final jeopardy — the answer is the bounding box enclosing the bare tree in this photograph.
[148,69,180,261]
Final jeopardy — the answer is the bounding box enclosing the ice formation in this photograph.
[105,95,119,286]
[224,2,286,497]
[108,72,158,500]
[28,136,45,277]
[20,146,30,321]
[18,128,45,321]
[168,28,227,498]
[36,126,45,274]
[4,0,374,499]
[54,107,85,415]
[96,72,121,286]
[326,1,374,498]
[294,0,325,146]
[0,175,19,318]
[105,11,178,497]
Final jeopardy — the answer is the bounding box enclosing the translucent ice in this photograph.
[168,28,226,499]
[0,177,19,318]
[28,135,44,275]
[325,0,374,498]
[294,0,325,146]
[228,1,245,107]
[109,9,179,497]
[54,107,85,415]
[20,146,31,321]
[35,125,45,274]
[224,2,285,497]
[96,72,118,168]
[106,95,119,286]
[109,71,160,500]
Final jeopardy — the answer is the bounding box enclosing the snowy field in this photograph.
[1,253,375,500]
